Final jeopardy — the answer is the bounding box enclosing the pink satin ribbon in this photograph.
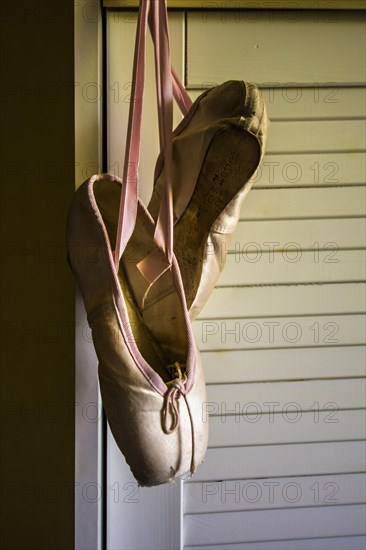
[114,0,192,288]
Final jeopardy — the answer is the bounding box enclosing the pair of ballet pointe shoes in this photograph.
[67,80,269,486]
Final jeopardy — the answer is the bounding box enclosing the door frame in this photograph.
[74,1,105,549]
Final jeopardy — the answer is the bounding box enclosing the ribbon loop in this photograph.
[114,0,192,273]
[162,363,187,434]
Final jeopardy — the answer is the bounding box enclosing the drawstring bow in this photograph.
[162,363,187,434]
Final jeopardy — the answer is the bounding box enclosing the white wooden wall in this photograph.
[106,8,366,549]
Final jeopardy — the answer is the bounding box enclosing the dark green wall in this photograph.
[1,1,75,548]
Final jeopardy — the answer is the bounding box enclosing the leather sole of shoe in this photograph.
[171,126,260,308]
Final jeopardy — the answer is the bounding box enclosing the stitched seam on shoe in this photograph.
[141,287,176,311]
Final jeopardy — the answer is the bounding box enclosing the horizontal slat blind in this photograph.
[207,410,366,447]
[184,505,366,546]
[105,7,366,550]
[214,250,364,285]
[201,285,366,317]
[252,153,366,187]
[194,315,365,350]
[230,219,366,248]
[191,441,366,481]
[185,7,366,550]
[185,473,366,514]
[189,87,366,120]
[186,11,366,86]
[202,346,366,383]
[241,188,366,218]
[206,379,366,412]
[264,120,366,153]
[184,536,366,550]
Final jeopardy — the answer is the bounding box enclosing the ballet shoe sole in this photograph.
[172,126,261,308]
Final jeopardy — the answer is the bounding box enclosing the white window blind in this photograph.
[105,8,366,549]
